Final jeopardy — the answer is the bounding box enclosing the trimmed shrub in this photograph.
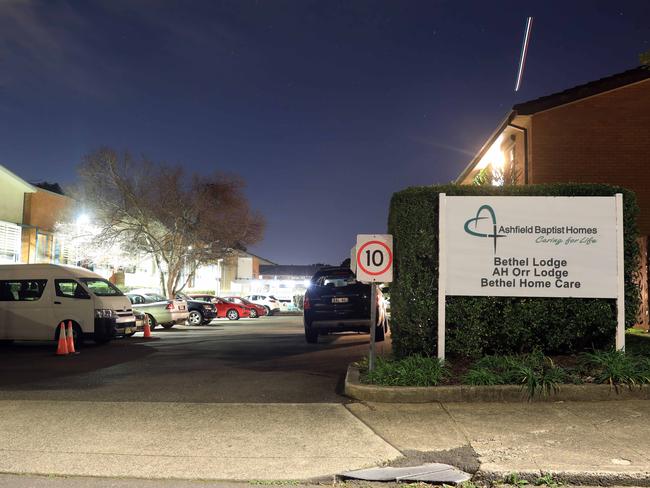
[387,184,640,358]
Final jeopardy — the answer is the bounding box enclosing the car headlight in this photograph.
[94,309,115,318]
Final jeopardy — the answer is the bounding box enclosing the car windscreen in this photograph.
[79,278,124,296]
[319,272,357,288]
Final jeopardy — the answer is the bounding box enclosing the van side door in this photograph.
[53,279,92,333]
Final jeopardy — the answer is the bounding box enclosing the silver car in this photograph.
[126,292,188,329]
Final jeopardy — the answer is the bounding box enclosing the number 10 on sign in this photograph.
[355,234,393,283]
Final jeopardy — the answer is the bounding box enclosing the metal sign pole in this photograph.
[369,283,377,372]
[437,193,447,361]
[615,193,625,351]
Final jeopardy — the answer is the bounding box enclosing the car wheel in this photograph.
[226,309,239,320]
[161,322,175,329]
[264,306,272,316]
[146,314,157,330]
[249,308,258,318]
[187,310,203,326]
[304,321,318,344]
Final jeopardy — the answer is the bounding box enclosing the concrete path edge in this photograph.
[344,364,650,403]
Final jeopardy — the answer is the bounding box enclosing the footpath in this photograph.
[0,399,649,485]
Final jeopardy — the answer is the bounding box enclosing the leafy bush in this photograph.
[464,351,567,399]
[387,184,640,358]
[579,350,650,390]
[462,367,502,386]
[362,355,449,386]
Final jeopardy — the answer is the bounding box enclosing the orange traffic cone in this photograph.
[143,315,152,338]
[66,321,77,354]
[56,322,69,356]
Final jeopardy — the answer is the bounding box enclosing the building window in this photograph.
[36,232,53,263]
[0,221,21,264]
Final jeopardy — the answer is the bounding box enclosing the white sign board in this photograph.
[444,196,618,298]
[355,234,393,283]
[437,194,625,359]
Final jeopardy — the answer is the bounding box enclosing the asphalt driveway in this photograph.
[0,315,389,403]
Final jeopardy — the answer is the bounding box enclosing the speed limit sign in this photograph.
[355,234,393,283]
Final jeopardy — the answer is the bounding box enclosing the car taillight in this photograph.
[304,296,310,310]
[166,302,175,311]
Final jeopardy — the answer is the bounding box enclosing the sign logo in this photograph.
[464,204,506,252]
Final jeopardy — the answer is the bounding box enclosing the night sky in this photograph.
[1,1,648,265]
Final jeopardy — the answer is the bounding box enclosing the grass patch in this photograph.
[359,332,650,397]
[464,351,567,399]
[535,473,562,487]
[361,354,448,386]
[578,349,650,391]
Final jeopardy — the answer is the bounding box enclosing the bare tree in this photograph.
[69,148,264,298]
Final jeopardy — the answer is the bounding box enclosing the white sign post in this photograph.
[355,234,393,372]
[437,194,624,360]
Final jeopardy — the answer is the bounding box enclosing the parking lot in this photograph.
[0,315,390,403]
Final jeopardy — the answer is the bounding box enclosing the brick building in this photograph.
[456,65,650,327]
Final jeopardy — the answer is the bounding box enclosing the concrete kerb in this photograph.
[344,364,650,403]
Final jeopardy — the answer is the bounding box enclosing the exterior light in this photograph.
[474,134,506,186]
[76,214,90,227]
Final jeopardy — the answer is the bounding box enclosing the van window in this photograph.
[55,279,90,299]
[79,278,123,297]
[0,280,47,301]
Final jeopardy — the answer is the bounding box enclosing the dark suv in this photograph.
[175,292,217,325]
[303,266,385,344]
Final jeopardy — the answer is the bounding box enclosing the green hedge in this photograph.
[387,184,640,358]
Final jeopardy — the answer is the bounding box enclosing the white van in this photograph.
[0,264,136,346]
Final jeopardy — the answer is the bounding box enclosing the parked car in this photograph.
[303,266,385,344]
[126,292,188,329]
[175,292,217,325]
[278,298,299,312]
[189,294,251,320]
[243,294,281,316]
[122,310,146,337]
[221,296,267,318]
[0,264,135,347]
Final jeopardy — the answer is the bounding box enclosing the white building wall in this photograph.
[0,174,27,225]
[191,263,222,295]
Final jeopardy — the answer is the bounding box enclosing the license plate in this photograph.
[179,306,186,310]
[332,297,348,303]
[123,328,133,334]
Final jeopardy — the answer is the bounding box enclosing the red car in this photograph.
[222,296,267,318]
[189,295,251,320]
